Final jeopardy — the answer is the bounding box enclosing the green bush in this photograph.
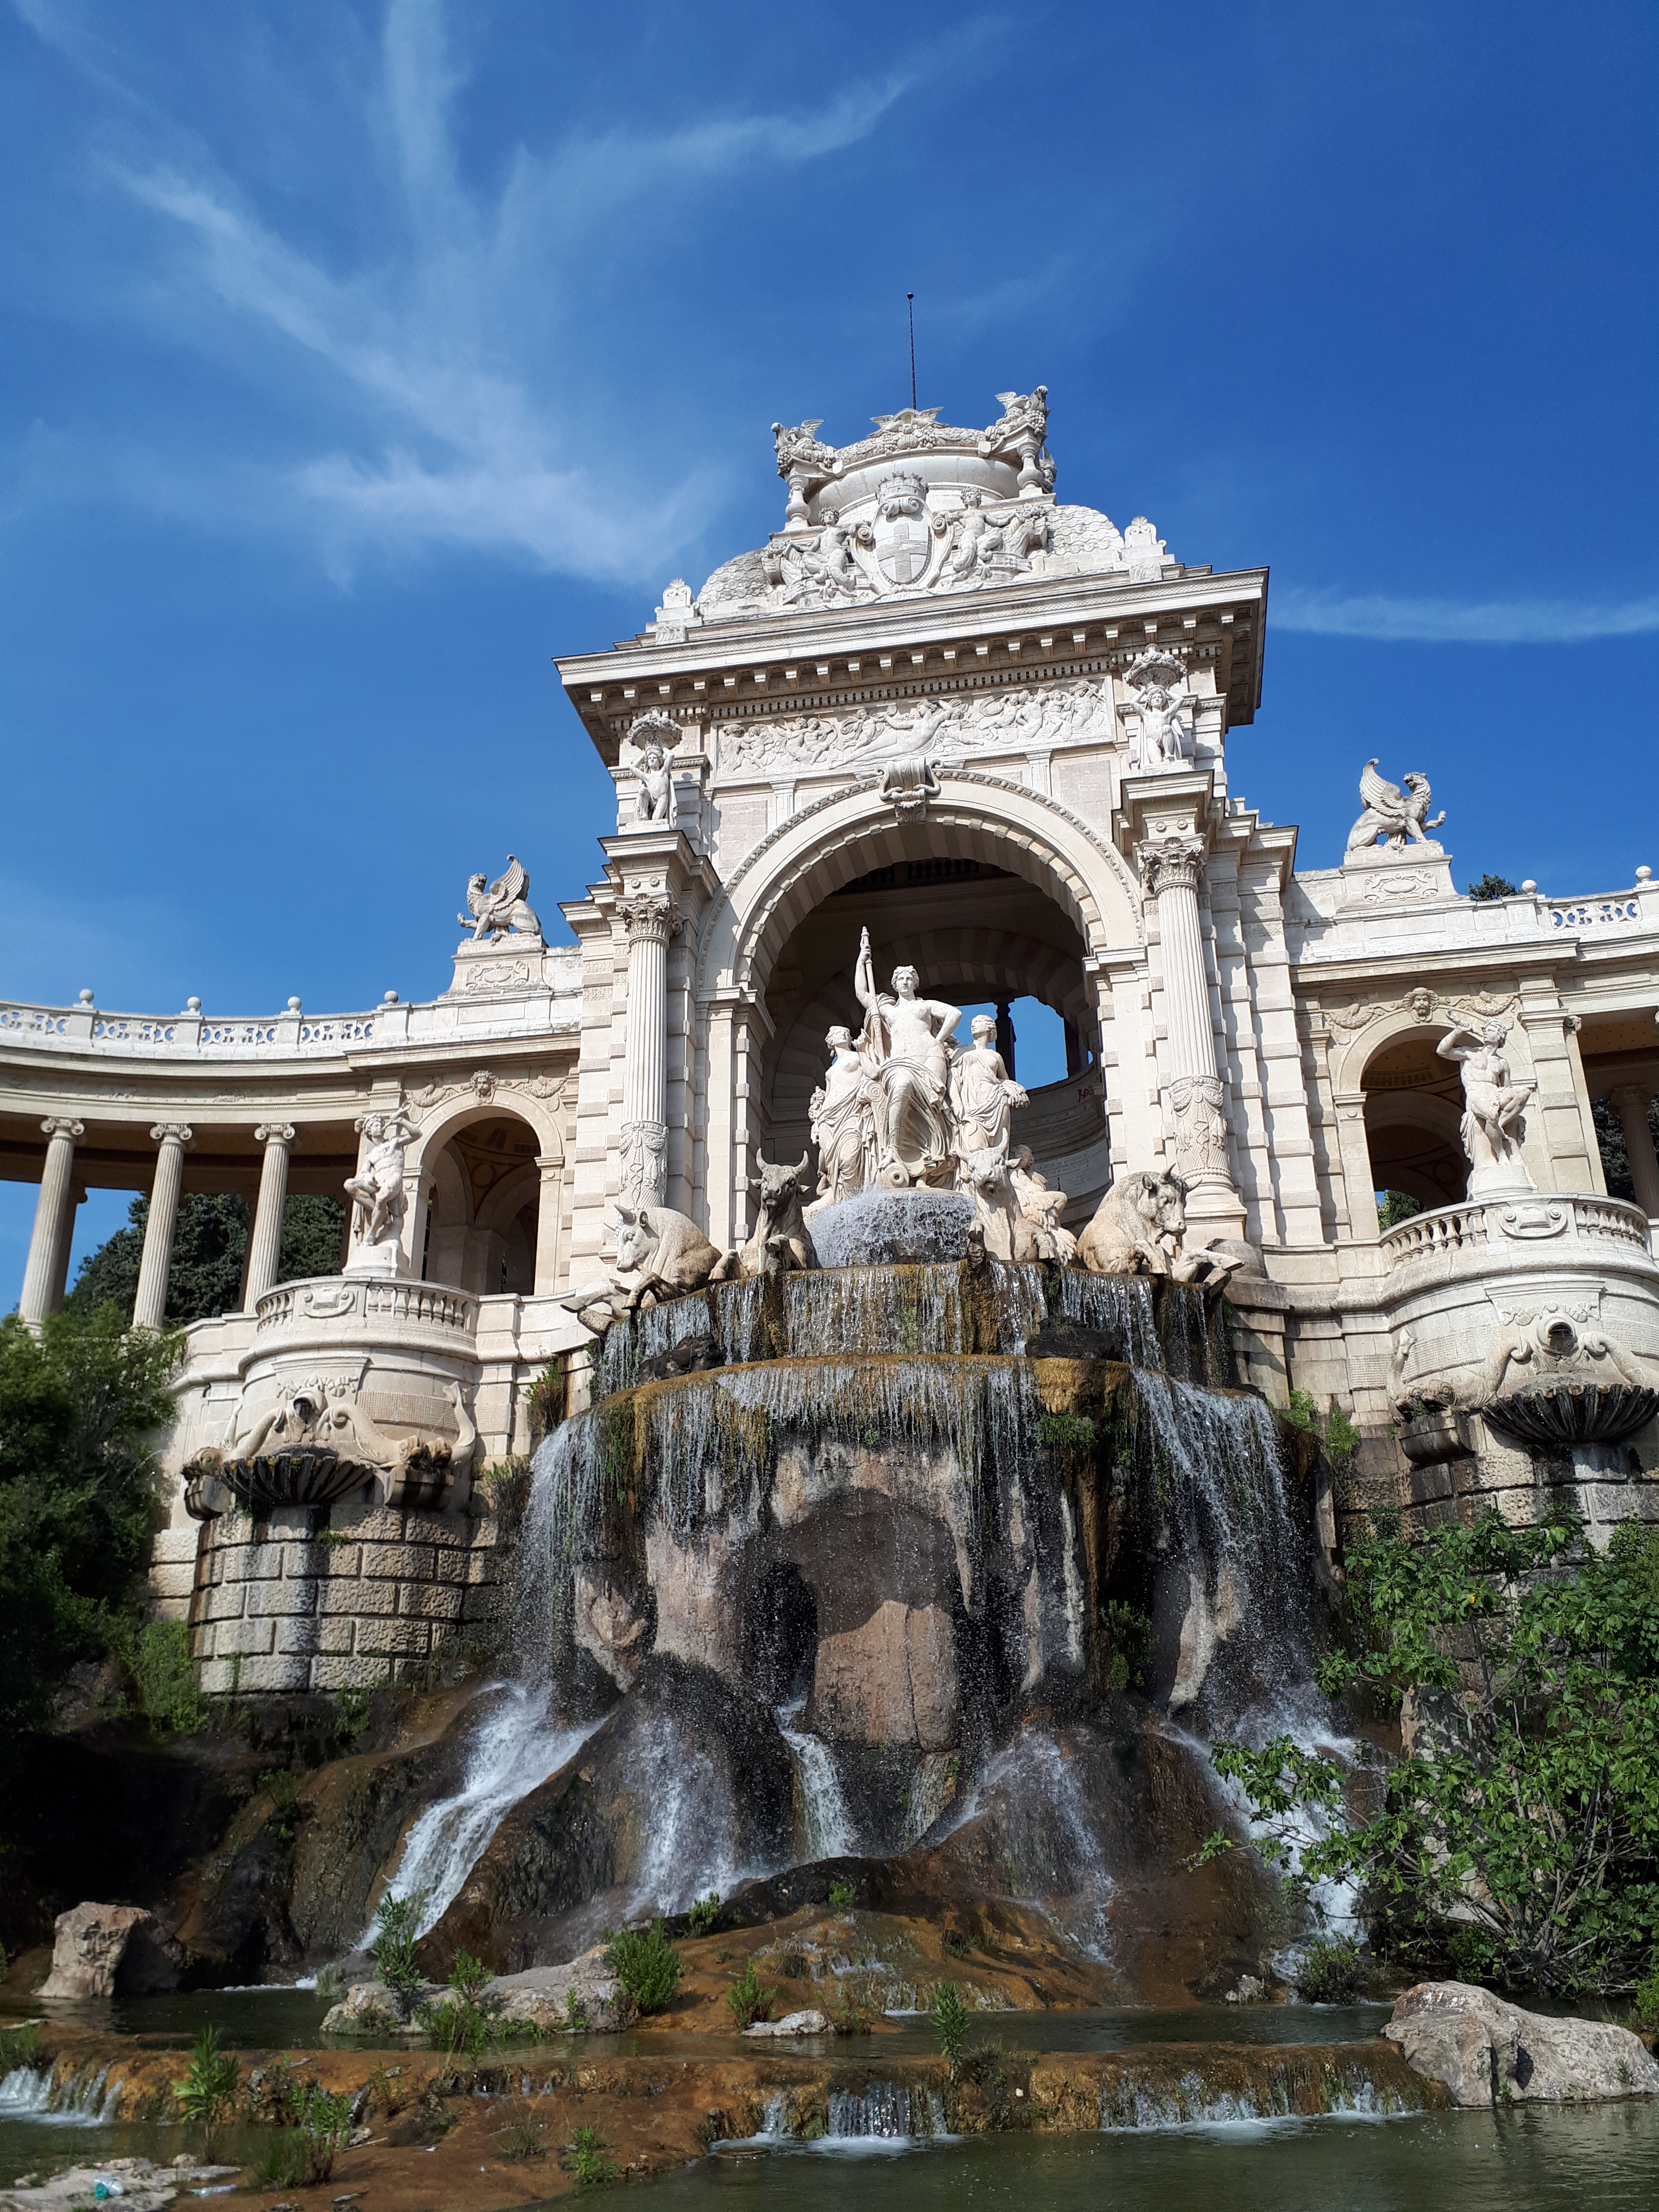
[262,1767,302,1852]
[1037,1410,1096,1457]
[0,1309,181,1750]
[448,1949,492,2003]
[931,1980,969,2073]
[371,1892,426,2020]
[1284,1388,1319,1432]
[724,1959,773,2030]
[568,2122,617,2185]
[686,1892,720,1937]
[826,1880,857,1910]
[604,1920,681,2015]
[0,2023,41,2072]
[1293,1937,1362,2004]
[1631,1954,1659,2032]
[173,2024,239,2152]
[1098,1600,1153,1694]
[293,2084,354,2184]
[123,1618,208,1733]
[423,1996,493,2059]
[1197,1511,1659,1997]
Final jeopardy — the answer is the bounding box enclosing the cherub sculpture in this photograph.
[459,856,541,941]
[1346,761,1447,854]
[624,710,684,824]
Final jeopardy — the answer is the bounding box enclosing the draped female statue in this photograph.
[852,927,962,1184]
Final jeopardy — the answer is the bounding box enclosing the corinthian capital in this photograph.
[619,891,677,945]
[1135,834,1205,898]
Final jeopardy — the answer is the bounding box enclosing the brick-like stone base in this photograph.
[185,1492,509,1693]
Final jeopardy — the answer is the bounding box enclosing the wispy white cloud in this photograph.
[1274,586,1659,644]
[11,0,934,583]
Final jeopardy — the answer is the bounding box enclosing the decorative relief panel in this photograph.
[719,675,1115,779]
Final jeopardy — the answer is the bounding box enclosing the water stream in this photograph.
[369,1683,604,1938]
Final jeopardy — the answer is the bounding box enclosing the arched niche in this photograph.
[1359,1027,1467,1212]
[415,1107,546,1296]
[691,775,1140,1247]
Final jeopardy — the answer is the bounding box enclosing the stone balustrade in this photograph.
[253,1276,479,1338]
[1381,1190,1652,1275]
[1379,1190,1659,1419]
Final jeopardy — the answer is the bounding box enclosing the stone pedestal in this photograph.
[1338,842,1457,910]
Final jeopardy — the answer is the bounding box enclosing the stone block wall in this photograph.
[180,1493,514,1695]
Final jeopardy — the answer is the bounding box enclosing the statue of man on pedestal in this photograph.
[1436,1017,1536,1192]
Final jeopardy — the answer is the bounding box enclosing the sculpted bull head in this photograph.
[614,1208,657,1272]
[751,1149,811,1206]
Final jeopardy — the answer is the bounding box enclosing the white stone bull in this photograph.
[715,1150,818,1282]
[560,1201,725,1329]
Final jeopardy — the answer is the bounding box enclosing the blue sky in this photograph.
[2,0,1655,1292]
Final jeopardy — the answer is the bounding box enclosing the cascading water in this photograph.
[776,1697,857,1860]
[406,1239,1330,1986]
[0,2065,122,2123]
[369,1682,604,1938]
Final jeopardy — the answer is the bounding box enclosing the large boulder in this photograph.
[37,1902,183,1999]
[1383,1980,1659,2105]
[492,1947,634,2034]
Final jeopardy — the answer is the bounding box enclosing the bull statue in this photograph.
[560,1200,725,1330]
[960,1146,1041,1265]
[1077,1170,1239,1289]
[715,1150,819,1282]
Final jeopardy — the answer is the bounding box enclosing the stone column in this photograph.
[1608,1085,1659,1218]
[534,1151,565,1294]
[19,1118,85,1326]
[133,1123,193,1331]
[996,1000,1017,1082]
[1138,835,1240,1225]
[618,891,677,1207]
[245,1123,297,1305]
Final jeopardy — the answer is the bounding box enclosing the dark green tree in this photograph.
[1466,874,1519,901]
[1196,1511,1659,1996]
[66,1192,346,1325]
[1375,1190,1423,1231]
[0,1309,181,1742]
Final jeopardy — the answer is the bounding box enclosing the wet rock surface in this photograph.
[1383,1980,1659,2105]
[36,1903,182,2000]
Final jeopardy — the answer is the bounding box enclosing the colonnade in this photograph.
[16,1118,303,1329]
[1604,1085,1659,1219]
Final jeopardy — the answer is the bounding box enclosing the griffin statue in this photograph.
[1345,760,1447,854]
[459,856,542,942]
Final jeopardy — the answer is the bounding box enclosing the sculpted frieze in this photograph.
[719,675,1116,778]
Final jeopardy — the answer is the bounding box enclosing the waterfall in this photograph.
[776,1699,857,1859]
[824,2082,945,2140]
[0,2064,121,2123]
[1049,1269,1161,1365]
[621,1704,767,1916]
[369,1683,604,1939]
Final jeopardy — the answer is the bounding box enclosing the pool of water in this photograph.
[2,1995,1390,2057]
[6,1986,336,2050]
[619,2103,1659,2210]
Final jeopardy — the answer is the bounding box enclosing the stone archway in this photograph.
[408,1097,564,1296]
[1358,1027,1468,1217]
[691,772,1144,1248]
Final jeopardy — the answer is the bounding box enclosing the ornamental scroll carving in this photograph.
[720,676,1114,778]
